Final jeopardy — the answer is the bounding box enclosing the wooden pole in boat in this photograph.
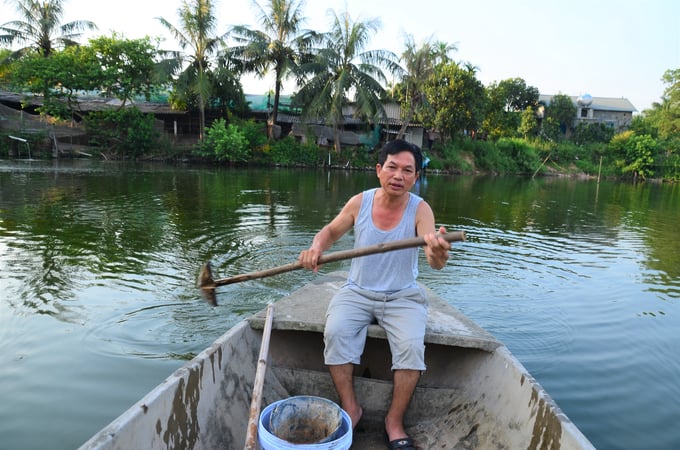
[199,231,466,298]
[244,303,274,450]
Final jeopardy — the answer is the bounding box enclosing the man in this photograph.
[298,139,451,450]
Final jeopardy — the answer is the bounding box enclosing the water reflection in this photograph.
[2,164,677,322]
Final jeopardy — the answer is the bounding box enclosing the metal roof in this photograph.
[539,94,637,112]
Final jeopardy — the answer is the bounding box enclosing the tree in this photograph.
[519,106,539,139]
[629,113,658,139]
[431,40,457,65]
[498,78,539,112]
[210,54,249,116]
[610,131,657,181]
[571,122,615,144]
[157,0,225,140]
[84,107,159,159]
[9,35,160,119]
[484,82,515,139]
[394,36,453,140]
[88,34,159,108]
[0,0,96,58]
[543,93,576,138]
[484,78,539,140]
[0,48,12,81]
[656,69,680,140]
[229,0,318,139]
[635,69,680,177]
[7,44,102,118]
[420,61,486,141]
[296,8,400,153]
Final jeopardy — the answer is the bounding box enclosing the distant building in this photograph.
[538,94,637,131]
[245,94,425,149]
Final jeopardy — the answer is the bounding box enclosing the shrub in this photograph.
[654,136,680,180]
[496,138,539,174]
[571,122,615,145]
[339,145,374,169]
[235,119,267,151]
[269,136,322,166]
[201,118,250,163]
[609,131,657,180]
[84,107,158,158]
[468,140,511,173]
[552,141,587,167]
[621,135,657,180]
[437,141,473,172]
[658,152,680,181]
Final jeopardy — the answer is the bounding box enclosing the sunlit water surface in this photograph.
[0,160,678,449]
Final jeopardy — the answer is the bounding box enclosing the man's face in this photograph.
[376,151,418,195]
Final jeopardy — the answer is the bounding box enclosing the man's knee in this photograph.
[390,337,426,371]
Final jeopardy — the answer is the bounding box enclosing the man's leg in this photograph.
[379,289,427,442]
[328,363,363,427]
[324,288,373,428]
[384,369,420,441]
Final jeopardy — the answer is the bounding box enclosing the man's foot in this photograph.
[384,432,416,450]
[384,416,408,443]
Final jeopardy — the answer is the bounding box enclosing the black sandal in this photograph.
[385,433,416,450]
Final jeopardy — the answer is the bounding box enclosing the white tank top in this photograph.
[347,188,423,292]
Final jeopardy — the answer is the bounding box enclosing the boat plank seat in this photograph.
[249,272,500,352]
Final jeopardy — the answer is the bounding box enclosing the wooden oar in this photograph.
[243,303,274,450]
[198,231,465,304]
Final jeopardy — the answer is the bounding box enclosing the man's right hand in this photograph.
[298,247,323,272]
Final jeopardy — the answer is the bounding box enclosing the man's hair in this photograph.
[377,139,423,171]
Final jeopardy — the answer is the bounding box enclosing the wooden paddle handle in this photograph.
[206,231,465,288]
[244,303,274,450]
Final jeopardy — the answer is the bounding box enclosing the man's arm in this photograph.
[416,201,451,270]
[299,193,361,271]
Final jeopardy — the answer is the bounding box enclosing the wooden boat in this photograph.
[79,272,594,449]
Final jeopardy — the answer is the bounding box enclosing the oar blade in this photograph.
[198,261,218,306]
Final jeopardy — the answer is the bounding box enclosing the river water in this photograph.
[0,160,678,449]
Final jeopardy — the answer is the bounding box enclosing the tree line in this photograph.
[1,0,678,181]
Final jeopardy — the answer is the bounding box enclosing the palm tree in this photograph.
[0,0,97,58]
[229,0,317,139]
[395,35,435,140]
[395,37,458,140]
[432,40,457,65]
[296,9,400,153]
[157,0,225,140]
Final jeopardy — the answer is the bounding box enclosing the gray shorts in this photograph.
[323,284,428,371]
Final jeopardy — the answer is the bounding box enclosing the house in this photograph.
[538,94,637,131]
[244,94,426,150]
[1,89,417,149]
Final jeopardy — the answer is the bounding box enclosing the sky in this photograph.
[1,0,678,112]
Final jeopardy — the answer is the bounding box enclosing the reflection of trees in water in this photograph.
[611,182,680,299]
[2,167,370,320]
[2,165,678,322]
[2,171,172,319]
[426,175,680,313]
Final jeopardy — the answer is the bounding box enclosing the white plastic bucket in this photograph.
[258,396,352,449]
